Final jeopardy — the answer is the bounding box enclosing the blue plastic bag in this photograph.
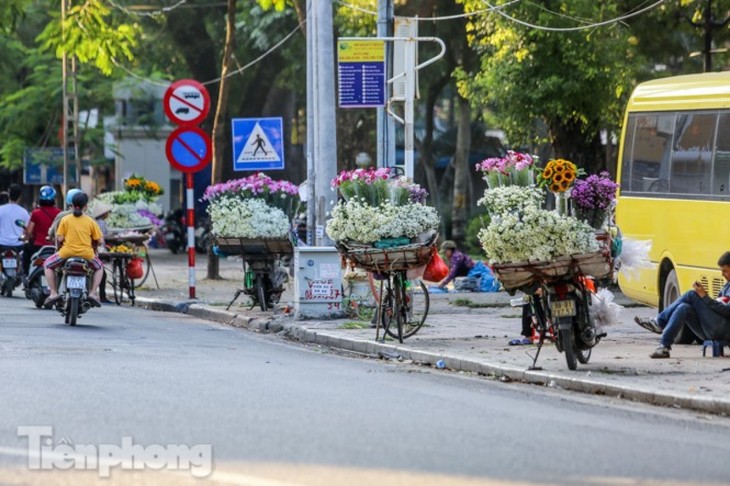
[468,261,501,292]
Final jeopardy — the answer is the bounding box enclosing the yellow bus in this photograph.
[615,72,730,343]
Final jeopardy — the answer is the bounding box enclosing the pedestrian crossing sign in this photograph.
[231,117,285,171]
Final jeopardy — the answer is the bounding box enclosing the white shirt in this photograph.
[0,203,30,247]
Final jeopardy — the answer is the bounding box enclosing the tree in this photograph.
[458,0,640,174]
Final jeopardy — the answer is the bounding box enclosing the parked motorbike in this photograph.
[194,216,210,254]
[519,275,606,371]
[24,245,56,308]
[52,258,94,326]
[162,209,185,254]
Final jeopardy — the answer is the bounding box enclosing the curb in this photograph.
[136,297,729,416]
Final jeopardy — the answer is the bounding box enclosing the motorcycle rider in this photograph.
[43,192,104,308]
[23,186,61,274]
[0,184,30,257]
[48,188,83,242]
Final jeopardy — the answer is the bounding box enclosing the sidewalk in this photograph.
[134,249,730,415]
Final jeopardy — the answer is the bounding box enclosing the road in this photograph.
[0,296,729,485]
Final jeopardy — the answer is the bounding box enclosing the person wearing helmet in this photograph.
[22,186,61,274]
[437,240,475,289]
[47,188,83,242]
[0,183,30,251]
[43,192,104,308]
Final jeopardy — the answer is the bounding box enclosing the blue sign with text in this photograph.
[23,148,77,185]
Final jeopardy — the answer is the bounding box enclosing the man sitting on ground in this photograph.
[635,251,730,358]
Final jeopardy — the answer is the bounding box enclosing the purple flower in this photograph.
[572,172,619,210]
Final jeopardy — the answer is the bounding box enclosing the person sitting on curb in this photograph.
[635,251,730,359]
[43,192,104,308]
[437,240,475,290]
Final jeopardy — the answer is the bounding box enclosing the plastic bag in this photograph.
[126,257,144,279]
[467,261,501,292]
[423,252,449,282]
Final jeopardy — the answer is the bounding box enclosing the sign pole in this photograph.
[186,172,196,299]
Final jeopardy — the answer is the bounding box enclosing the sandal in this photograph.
[87,295,101,308]
[43,295,61,307]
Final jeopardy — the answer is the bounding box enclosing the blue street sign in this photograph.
[231,117,285,171]
[337,40,386,108]
[165,126,212,174]
[23,148,77,185]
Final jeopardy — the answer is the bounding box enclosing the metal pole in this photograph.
[314,0,337,246]
[186,173,196,299]
[403,38,415,180]
[61,0,68,196]
[376,0,393,169]
[306,0,315,245]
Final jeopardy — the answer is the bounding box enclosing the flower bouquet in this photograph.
[571,171,619,229]
[537,159,583,215]
[327,170,439,272]
[203,173,300,240]
[91,175,165,232]
[476,151,537,188]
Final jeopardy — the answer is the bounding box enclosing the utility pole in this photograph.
[306,0,315,245]
[61,0,80,196]
[310,0,338,246]
[376,0,394,170]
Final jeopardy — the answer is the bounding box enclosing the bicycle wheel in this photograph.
[133,251,151,287]
[384,278,429,340]
[111,260,123,305]
[378,279,394,337]
[126,271,136,306]
[256,274,267,311]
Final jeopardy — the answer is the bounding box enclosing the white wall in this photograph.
[113,126,181,212]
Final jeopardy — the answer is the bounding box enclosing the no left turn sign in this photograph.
[163,79,211,126]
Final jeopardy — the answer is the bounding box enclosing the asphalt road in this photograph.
[0,295,729,485]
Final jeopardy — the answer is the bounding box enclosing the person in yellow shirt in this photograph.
[43,192,104,307]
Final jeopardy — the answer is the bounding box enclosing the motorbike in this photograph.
[518,275,606,371]
[0,246,22,297]
[51,258,94,326]
[24,245,56,308]
[162,209,185,254]
[194,217,210,254]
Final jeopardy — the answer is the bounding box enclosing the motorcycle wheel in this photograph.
[68,297,79,326]
[577,348,592,364]
[2,279,12,297]
[559,327,578,370]
[256,275,267,312]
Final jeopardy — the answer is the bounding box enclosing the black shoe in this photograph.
[650,346,670,359]
[634,316,662,334]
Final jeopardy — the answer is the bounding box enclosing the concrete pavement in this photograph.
[134,249,730,416]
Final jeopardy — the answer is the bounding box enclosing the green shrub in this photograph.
[465,212,490,255]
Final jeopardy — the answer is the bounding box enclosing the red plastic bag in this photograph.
[423,251,449,282]
[126,257,144,280]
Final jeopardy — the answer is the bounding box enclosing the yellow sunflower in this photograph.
[550,182,562,192]
[553,172,564,183]
[563,171,575,183]
[126,178,142,189]
[542,167,554,179]
[559,180,570,191]
[553,164,565,173]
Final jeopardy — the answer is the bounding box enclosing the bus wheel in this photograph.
[663,269,700,345]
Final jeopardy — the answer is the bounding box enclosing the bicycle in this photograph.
[373,271,430,342]
[101,252,137,306]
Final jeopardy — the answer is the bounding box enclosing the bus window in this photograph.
[714,113,730,196]
[630,114,674,193]
[620,116,636,191]
[670,113,716,195]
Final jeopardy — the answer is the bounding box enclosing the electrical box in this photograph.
[294,247,344,319]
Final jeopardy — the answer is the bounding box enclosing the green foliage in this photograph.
[457,0,639,165]
[465,212,489,256]
[37,1,140,75]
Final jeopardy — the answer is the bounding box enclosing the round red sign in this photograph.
[163,79,211,126]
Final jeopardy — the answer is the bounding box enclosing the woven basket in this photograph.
[214,236,293,259]
[337,241,435,273]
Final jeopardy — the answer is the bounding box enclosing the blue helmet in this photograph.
[39,185,56,202]
[65,188,83,207]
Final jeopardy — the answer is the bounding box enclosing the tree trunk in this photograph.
[450,96,471,247]
[207,0,236,280]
